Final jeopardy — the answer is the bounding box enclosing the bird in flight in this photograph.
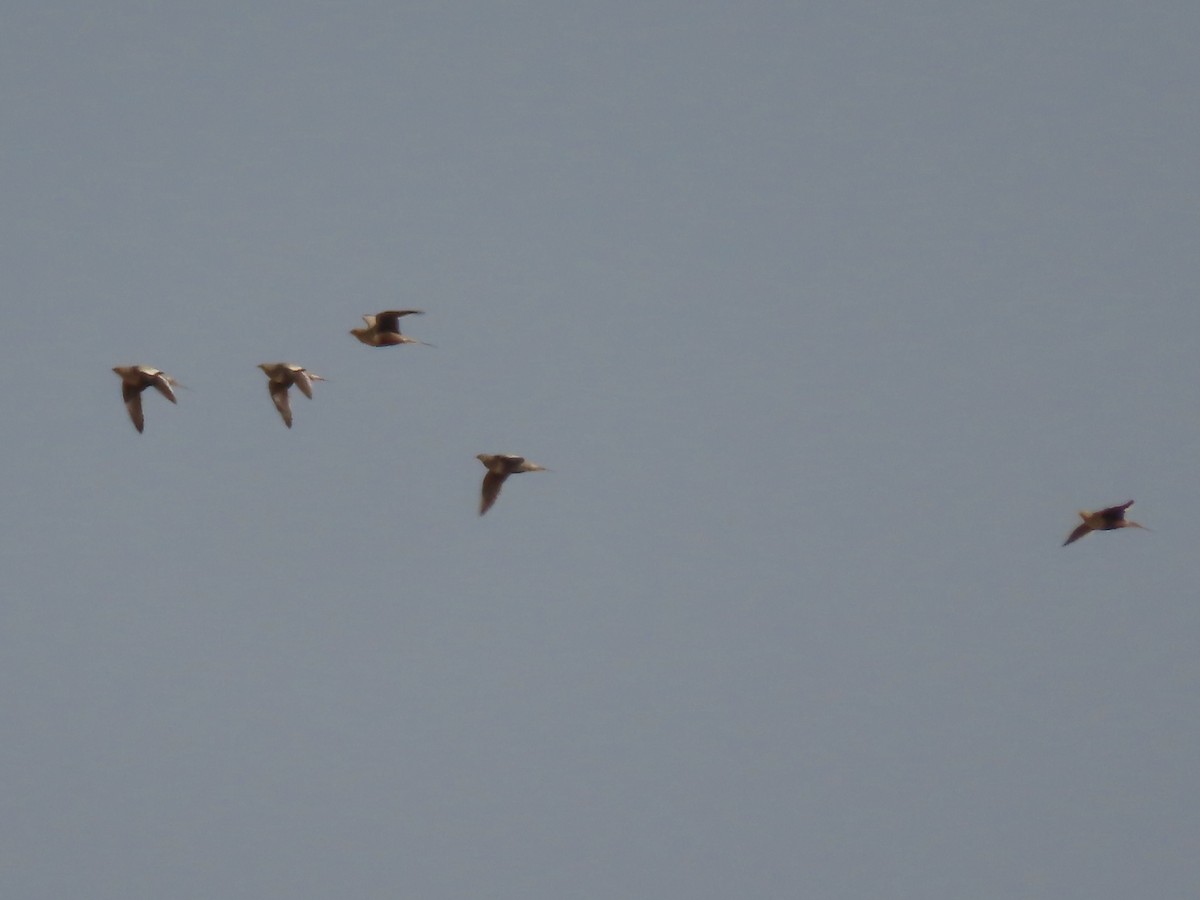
[113,365,179,433]
[476,454,547,515]
[257,363,324,428]
[1062,500,1149,546]
[350,310,433,347]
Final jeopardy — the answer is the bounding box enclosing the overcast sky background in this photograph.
[2,2,1198,897]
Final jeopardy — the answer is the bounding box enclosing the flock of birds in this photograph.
[112,310,548,516]
[112,308,1148,538]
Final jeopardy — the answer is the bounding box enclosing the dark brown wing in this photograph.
[268,381,293,428]
[480,471,507,515]
[375,310,424,334]
[122,383,145,433]
[1062,523,1091,546]
[1099,501,1133,525]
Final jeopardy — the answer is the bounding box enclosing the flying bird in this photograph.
[1062,500,1148,546]
[257,363,324,428]
[476,454,547,515]
[113,365,178,433]
[350,310,432,347]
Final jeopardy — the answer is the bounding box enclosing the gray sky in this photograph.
[2,2,1199,897]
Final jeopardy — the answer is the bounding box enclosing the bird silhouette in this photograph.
[257,363,324,428]
[476,454,547,515]
[113,365,179,433]
[1063,500,1148,546]
[349,310,433,347]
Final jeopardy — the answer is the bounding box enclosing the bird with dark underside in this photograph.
[113,365,179,433]
[1062,500,1149,546]
[349,310,433,347]
[476,454,547,516]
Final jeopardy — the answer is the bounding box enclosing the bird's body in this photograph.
[350,310,431,347]
[476,453,547,515]
[257,363,324,428]
[113,365,178,433]
[1063,500,1148,546]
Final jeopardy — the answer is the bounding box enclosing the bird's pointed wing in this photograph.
[269,381,293,427]
[292,370,314,399]
[375,310,423,334]
[149,372,177,403]
[480,471,506,515]
[1099,501,1133,525]
[1063,523,1091,546]
[122,384,145,433]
